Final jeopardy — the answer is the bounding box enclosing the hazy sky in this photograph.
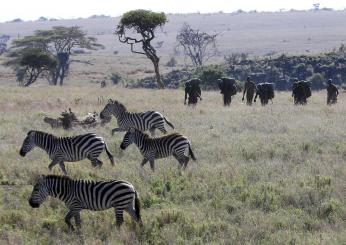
[1,0,345,22]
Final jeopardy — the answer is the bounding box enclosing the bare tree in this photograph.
[176,23,218,67]
[116,10,167,89]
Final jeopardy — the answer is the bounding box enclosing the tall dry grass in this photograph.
[0,85,345,244]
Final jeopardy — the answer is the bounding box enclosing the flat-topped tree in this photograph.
[116,10,167,89]
[9,26,103,86]
[6,48,57,87]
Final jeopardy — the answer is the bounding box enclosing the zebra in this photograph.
[19,130,114,175]
[28,175,142,232]
[100,99,174,136]
[120,128,196,171]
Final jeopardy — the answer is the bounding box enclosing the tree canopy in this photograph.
[6,48,57,86]
[8,26,103,86]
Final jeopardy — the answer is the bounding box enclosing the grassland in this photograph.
[0,85,345,244]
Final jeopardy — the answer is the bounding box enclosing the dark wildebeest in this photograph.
[254,82,275,106]
[292,79,311,105]
[217,77,237,106]
[326,79,339,105]
[184,79,202,106]
[242,76,256,105]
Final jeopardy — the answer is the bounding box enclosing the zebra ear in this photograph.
[28,174,43,185]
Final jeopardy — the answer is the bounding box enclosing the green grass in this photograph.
[0,85,345,244]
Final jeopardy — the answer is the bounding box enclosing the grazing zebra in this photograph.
[120,128,196,171]
[100,99,174,136]
[28,175,142,231]
[19,130,114,175]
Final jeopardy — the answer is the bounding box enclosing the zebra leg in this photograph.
[126,206,142,227]
[114,209,124,228]
[65,211,76,232]
[173,153,185,169]
[149,159,155,172]
[183,156,190,169]
[59,161,68,175]
[140,158,149,168]
[48,158,61,172]
[74,212,82,231]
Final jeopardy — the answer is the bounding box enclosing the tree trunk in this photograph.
[152,59,164,89]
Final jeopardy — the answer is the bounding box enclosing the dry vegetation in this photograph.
[0,85,345,244]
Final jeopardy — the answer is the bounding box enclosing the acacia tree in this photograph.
[10,26,103,85]
[6,48,57,86]
[116,10,167,88]
[176,23,218,67]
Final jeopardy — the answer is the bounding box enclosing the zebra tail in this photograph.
[134,191,142,224]
[104,143,115,165]
[164,117,175,130]
[189,144,197,161]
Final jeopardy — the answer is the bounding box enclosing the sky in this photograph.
[0,0,345,22]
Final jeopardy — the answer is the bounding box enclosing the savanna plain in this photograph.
[0,86,345,244]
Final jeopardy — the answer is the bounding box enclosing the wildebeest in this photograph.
[184,79,202,106]
[254,82,275,106]
[326,79,339,105]
[292,79,311,105]
[242,76,256,105]
[217,77,237,106]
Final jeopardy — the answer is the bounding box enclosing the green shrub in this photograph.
[194,65,225,90]
[109,72,122,85]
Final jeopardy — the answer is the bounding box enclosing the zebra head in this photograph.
[28,175,49,208]
[19,131,36,157]
[100,99,126,122]
[120,128,136,150]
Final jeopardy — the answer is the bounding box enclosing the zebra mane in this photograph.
[45,174,73,181]
[111,100,127,112]
[30,130,57,139]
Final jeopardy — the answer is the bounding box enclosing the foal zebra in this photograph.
[100,99,174,136]
[19,130,114,175]
[28,175,142,231]
[120,128,196,171]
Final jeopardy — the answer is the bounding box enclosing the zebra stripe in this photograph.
[120,128,196,171]
[19,130,114,175]
[28,175,142,231]
[100,99,174,136]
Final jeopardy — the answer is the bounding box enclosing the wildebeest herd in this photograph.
[19,76,340,234]
[184,77,339,106]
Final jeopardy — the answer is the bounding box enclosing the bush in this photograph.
[308,73,325,90]
[194,65,225,90]
[109,72,122,85]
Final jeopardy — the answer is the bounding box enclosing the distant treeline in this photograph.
[134,45,346,90]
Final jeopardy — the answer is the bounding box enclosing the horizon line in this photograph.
[1,7,345,24]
